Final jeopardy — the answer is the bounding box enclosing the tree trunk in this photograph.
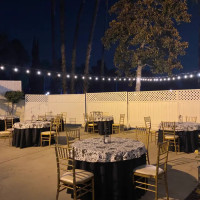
[100,0,108,77]
[60,0,67,94]
[83,0,100,93]
[71,0,85,94]
[135,64,143,91]
[51,0,56,69]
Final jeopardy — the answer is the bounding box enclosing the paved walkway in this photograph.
[0,128,199,200]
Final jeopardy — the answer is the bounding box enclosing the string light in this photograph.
[0,63,199,84]
[13,68,18,72]
[0,65,5,70]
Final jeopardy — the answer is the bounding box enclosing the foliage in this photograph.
[4,91,24,104]
[102,0,191,76]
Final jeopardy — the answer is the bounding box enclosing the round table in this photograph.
[12,121,51,148]
[71,137,147,200]
[158,122,200,153]
[86,116,114,135]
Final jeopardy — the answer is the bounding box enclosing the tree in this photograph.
[4,91,24,115]
[60,0,67,94]
[103,0,190,91]
[71,0,85,94]
[83,0,100,93]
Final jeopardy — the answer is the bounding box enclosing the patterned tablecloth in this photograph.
[72,137,146,163]
[13,121,50,129]
[0,115,19,120]
[159,122,200,131]
[93,116,113,122]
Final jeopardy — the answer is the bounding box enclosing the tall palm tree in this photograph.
[51,0,56,69]
[70,0,85,94]
[83,0,100,93]
[60,0,67,93]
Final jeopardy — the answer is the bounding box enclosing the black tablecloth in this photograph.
[85,120,114,135]
[158,130,199,153]
[0,118,20,131]
[69,154,146,200]
[12,127,50,148]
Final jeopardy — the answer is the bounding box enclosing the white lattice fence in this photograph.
[86,92,128,126]
[128,89,200,130]
[25,94,85,124]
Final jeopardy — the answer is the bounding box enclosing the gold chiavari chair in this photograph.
[55,145,95,200]
[61,112,67,125]
[41,121,58,146]
[87,115,98,134]
[57,114,63,132]
[135,126,150,164]
[5,117,14,145]
[161,121,180,154]
[0,119,12,145]
[186,116,197,123]
[66,128,80,147]
[112,114,125,134]
[133,141,169,200]
[144,116,158,144]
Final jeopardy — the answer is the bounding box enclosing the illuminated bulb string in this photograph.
[0,64,200,82]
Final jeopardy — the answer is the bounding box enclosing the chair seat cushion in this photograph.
[88,123,97,126]
[0,131,11,136]
[164,134,179,140]
[41,131,55,135]
[60,169,94,184]
[133,164,164,176]
[112,124,120,126]
[6,128,14,132]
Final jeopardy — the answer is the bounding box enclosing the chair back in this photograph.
[144,116,151,129]
[119,114,125,125]
[186,116,197,123]
[157,141,169,175]
[66,128,80,147]
[5,117,13,130]
[161,121,176,141]
[55,145,76,184]
[135,127,150,164]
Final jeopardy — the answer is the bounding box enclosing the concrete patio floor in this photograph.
[0,128,199,200]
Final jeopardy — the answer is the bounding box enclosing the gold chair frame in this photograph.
[112,114,125,134]
[87,116,98,134]
[55,145,95,200]
[133,141,169,200]
[41,122,58,146]
[185,116,197,123]
[135,126,150,164]
[144,116,158,144]
[161,122,180,154]
[66,128,80,147]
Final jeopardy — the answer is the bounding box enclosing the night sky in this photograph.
[0,0,199,74]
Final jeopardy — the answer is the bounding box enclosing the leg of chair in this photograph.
[56,183,60,200]
[174,139,177,154]
[41,135,42,146]
[49,134,51,146]
[155,177,158,200]
[92,177,95,200]
[164,173,169,200]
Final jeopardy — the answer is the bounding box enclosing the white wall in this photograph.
[24,89,200,129]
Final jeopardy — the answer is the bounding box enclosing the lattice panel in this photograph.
[178,90,200,101]
[128,90,177,102]
[25,95,48,103]
[48,94,85,103]
[87,92,127,102]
